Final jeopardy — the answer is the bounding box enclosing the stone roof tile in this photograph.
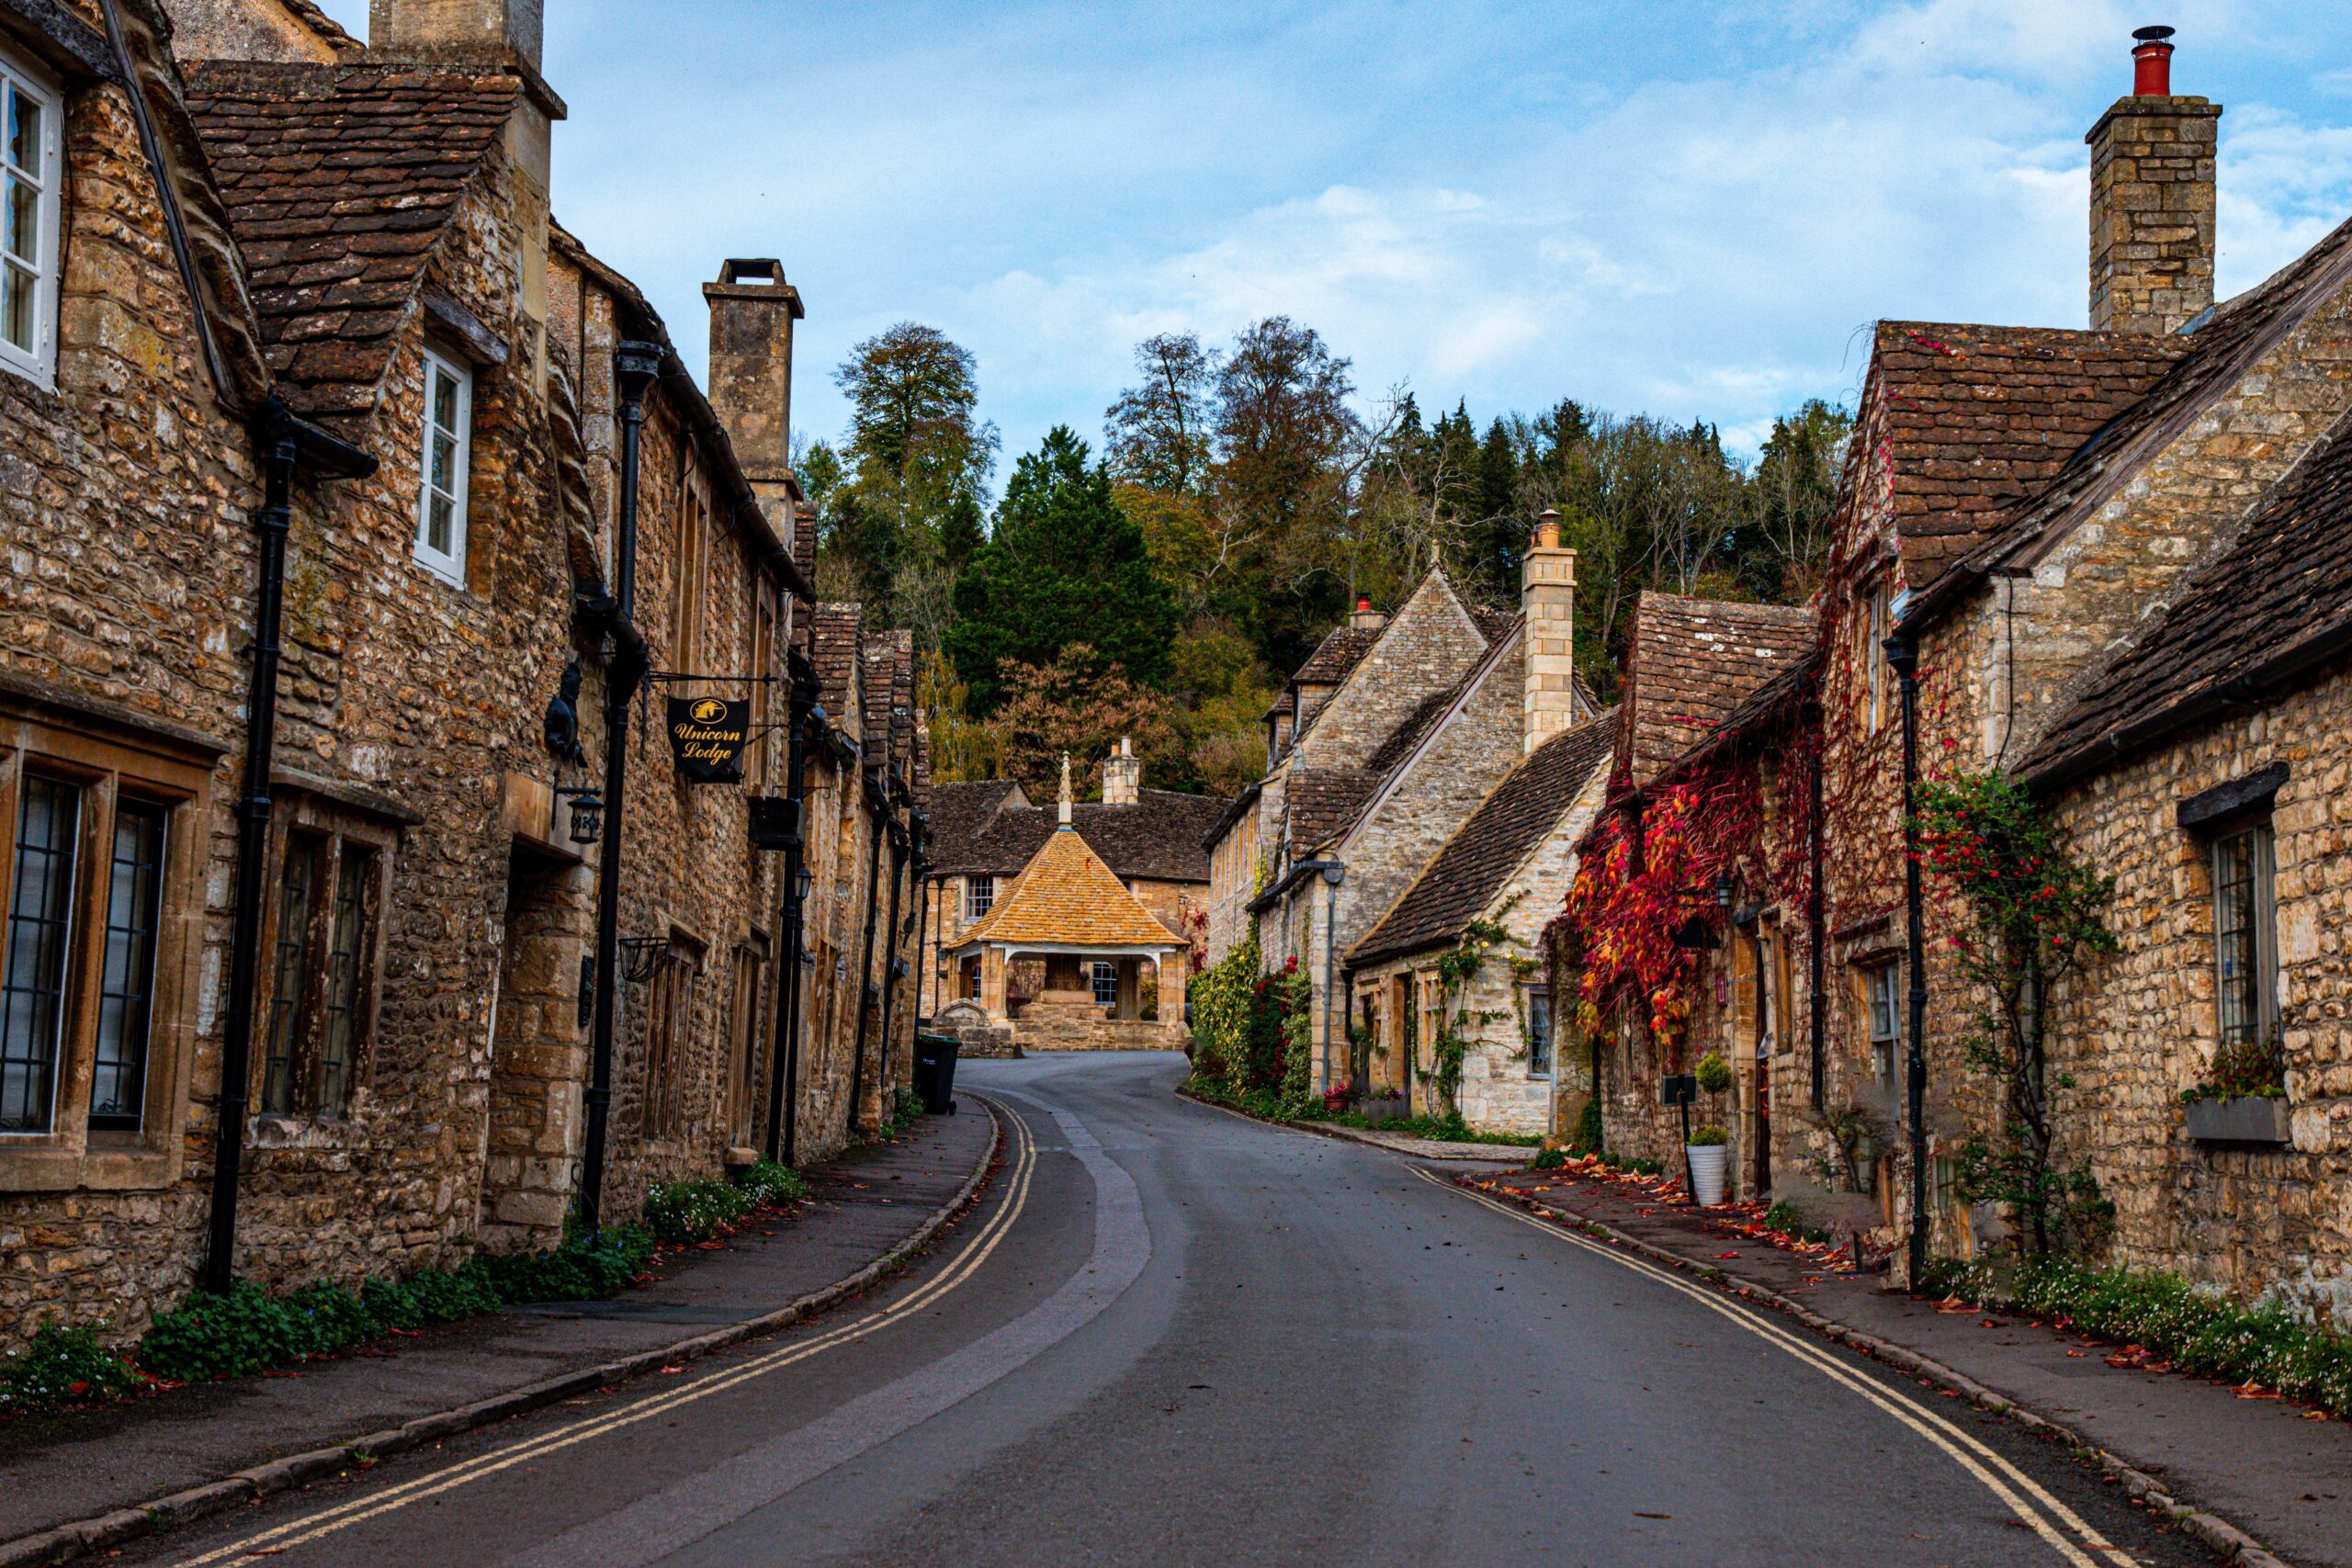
[183,62,519,419]
[954,829,1184,949]
[1620,594,1815,790]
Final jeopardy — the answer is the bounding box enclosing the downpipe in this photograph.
[1885,628,1931,1284]
[764,663,818,1166]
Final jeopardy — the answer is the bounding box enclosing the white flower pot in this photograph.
[1686,1144,1728,1206]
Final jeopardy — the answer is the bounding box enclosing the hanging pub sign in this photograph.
[666,695,751,784]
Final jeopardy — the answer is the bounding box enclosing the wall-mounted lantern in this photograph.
[554,785,603,846]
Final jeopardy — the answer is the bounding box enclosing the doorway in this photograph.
[480,844,592,1253]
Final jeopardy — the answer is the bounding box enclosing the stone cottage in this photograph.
[1206,525,1597,1108]
[1346,710,1616,1136]
[0,0,919,1352]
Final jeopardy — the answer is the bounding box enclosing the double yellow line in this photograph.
[175,1106,1038,1567]
[1418,1170,2138,1568]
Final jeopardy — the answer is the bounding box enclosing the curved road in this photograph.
[127,1053,2213,1568]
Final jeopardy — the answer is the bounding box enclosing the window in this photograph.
[0,705,209,1178]
[1418,972,1444,1062]
[671,479,711,670]
[961,954,981,1001]
[413,347,473,582]
[1524,985,1553,1077]
[258,829,381,1119]
[0,46,62,383]
[641,937,701,1143]
[1863,961,1900,1084]
[2212,823,2278,1048]
[1866,582,1890,733]
[1091,961,1117,1008]
[1,777,76,1133]
[965,875,995,922]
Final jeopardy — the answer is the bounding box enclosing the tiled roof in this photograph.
[929,785,1227,883]
[811,604,863,738]
[1469,605,1521,647]
[183,62,520,418]
[2026,415,2352,787]
[1911,216,2352,625]
[1293,625,1380,685]
[1286,767,1380,854]
[1619,594,1815,790]
[861,633,897,773]
[1351,714,1618,966]
[1869,321,2185,590]
[954,829,1184,949]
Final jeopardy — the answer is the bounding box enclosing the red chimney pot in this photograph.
[1356,595,1372,612]
[2132,25,2176,96]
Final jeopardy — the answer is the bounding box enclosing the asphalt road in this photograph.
[125,1052,2216,1568]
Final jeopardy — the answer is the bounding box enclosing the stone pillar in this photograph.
[1522,511,1578,755]
[1102,736,1141,806]
[2086,29,2220,335]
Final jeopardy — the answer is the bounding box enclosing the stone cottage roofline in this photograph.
[1321,615,1525,856]
[946,827,1185,952]
[1615,593,1815,793]
[1900,213,2352,637]
[2025,405,2352,789]
[1350,711,1618,968]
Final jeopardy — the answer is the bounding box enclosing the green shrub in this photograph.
[877,1086,926,1140]
[478,1223,652,1304]
[280,1280,376,1358]
[643,1178,752,1246]
[1921,1257,2352,1418]
[1761,1200,1829,1243]
[1687,1124,1729,1147]
[141,1282,309,1382]
[735,1158,809,1208]
[1693,1052,1734,1096]
[1530,1145,1567,1170]
[0,1324,145,1412]
[1567,1096,1604,1157]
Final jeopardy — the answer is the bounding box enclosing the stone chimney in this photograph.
[1350,594,1388,633]
[1102,737,1141,807]
[368,0,561,384]
[2087,26,2221,335]
[1521,509,1578,756]
[703,259,805,544]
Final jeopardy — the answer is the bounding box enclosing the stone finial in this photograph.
[1058,752,1073,826]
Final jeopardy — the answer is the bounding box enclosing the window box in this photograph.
[2184,1095,2290,1145]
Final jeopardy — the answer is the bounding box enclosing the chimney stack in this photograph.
[703,258,806,544]
[368,0,560,385]
[2087,26,2220,335]
[1521,510,1577,756]
[1350,595,1388,633]
[1102,737,1141,807]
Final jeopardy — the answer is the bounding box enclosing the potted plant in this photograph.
[1686,1124,1730,1205]
[2181,1031,2290,1145]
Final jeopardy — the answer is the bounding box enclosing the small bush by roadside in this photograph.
[0,1325,149,1416]
[1921,1256,2352,1418]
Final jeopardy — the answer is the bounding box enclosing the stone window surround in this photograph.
[2199,817,2281,1055]
[1523,982,1552,1078]
[244,784,402,1149]
[0,31,62,389]
[0,688,219,1194]
[1858,956,1901,1086]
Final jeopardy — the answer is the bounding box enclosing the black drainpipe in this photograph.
[578,341,663,1235]
[1804,699,1827,1112]
[205,400,374,1294]
[875,814,913,1105]
[1884,627,1930,1282]
[765,658,818,1166]
[845,773,888,1134]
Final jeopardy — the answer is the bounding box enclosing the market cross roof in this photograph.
[927,783,1227,884]
[1351,713,1619,967]
[950,828,1186,951]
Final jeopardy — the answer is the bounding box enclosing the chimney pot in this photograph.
[1350,597,1388,632]
[2132,26,2176,96]
[1535,508,1562,550]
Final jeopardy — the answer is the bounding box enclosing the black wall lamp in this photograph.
[553,785,604,846]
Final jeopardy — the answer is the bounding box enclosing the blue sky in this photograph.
[313,1,2352,468]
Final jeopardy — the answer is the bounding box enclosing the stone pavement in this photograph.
[0,1104,996,1551]
[1464,1160,2352,1568]
[1305,1120,1537,1163]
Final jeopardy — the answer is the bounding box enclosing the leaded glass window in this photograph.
[89,800,166,1130]
[1,778,78,1133]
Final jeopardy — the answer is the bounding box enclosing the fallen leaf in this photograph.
[1634,1511,1673,1519]
[660,1365,685,1375]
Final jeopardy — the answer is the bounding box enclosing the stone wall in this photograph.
[2051,668,2352,1319]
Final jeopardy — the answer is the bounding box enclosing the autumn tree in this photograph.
[984,645,1182,802]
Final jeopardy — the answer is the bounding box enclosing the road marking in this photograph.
[1415,1169,2138,1568]
[172,1102,1037,1567]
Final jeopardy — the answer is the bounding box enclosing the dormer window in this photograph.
[0,44,62,386]
[412,346,474,584]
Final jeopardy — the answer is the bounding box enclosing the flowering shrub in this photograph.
[1914,770,2119,1258]
[643,1178,753,1246]
[0,1324,146,1414]
[1187,926,1313,1114]
[1563,772,1763,1058]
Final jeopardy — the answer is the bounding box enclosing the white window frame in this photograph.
[0,43,64,387]
[1091,961,1117,1008]
[1863,960,1900,1084]
[1523,984,1552,1078]
[412,345,473,584]
[965,874,995,922]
